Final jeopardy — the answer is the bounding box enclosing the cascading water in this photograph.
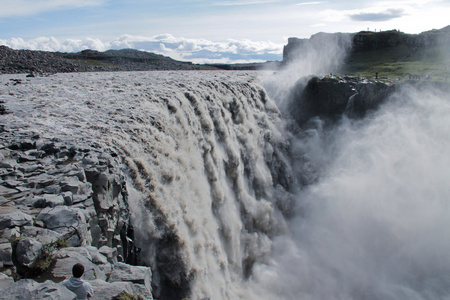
[0,71,294,299]
[2,64,450,300]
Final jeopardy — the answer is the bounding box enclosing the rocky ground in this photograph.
[0,46,216,75]
[0,123,153,299]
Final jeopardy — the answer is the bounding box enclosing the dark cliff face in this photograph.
[287,76,397,127]
[283,25,450,64]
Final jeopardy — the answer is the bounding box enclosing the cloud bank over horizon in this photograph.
[0,34,283,64]
[0,0,449,63]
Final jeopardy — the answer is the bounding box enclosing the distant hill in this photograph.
[0,47,217,74]
[283,26,450,79]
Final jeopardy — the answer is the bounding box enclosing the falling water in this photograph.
[247,85,450,300]
[2,67,450,300]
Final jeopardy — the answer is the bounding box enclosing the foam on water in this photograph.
[0,71,292,299]
[2,71,450,300]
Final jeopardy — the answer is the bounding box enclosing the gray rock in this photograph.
[20,226,62,245]
[99,246,118,264]
[0,273,15,291]
[42,184,61,194]
[63,191,73,205]
[37,206,82,228]
[0,242,13,266]
[3,180,22,188]
[36,206,90,246]
[15,238,43,268]
[109,262,152,293]
[0,210,33,230]
[0,186,18,198]
[17,162,41,174]
[25,173,56,189]
[90,279,149,300]
[59,176,91,195]
[17,153,37,163]
[0,227,20,243]
[85,246,109,264]
[0,161,14,169]
[32,194,65,208]
[2,279,76,300]
[52,247,106,281]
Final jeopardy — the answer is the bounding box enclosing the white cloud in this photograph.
[213,0,278,6]
[0,0,108,18]
[0,34,284,64]
[295,2,325,6]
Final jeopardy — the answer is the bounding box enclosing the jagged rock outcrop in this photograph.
[283,25,450,63]
[288,76,397,126]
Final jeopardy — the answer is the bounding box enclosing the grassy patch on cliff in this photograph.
[341,43,450,81]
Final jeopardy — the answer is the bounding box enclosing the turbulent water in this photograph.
[2,70,450,300]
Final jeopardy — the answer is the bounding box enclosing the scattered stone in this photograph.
[0,128,147,299]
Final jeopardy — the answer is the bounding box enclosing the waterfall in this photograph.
[247,84,450,300]
[1,71,294,299]
[3,70,450,300]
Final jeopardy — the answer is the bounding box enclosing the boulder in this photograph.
[36,206,90,246]
[15,238,43,268]
[90,279,151,300]
[85,245,109,264]
[51,247,107,281]
[20,226,62,245]
[0,242,13,266]
[99,245,118,264]
[2,279,76,300]
[109,262,152,293]
[0,210,33,230]
[0,273,14,291]
[0,227,20,243]
[0,186,18,198]
[32,194,65,208]
[59,176,92,195]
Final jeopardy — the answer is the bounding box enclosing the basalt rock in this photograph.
[0,126,150,299]
[288,76,396,126]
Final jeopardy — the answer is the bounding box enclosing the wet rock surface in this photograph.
[0,125,153,299]
[288,75,397,126]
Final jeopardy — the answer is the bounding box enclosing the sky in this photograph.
[0,0,449,64]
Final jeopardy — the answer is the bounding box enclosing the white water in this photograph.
[247,86,450,300]
[2,71,450,300]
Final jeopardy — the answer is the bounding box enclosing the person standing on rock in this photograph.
[62,263,94,299]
